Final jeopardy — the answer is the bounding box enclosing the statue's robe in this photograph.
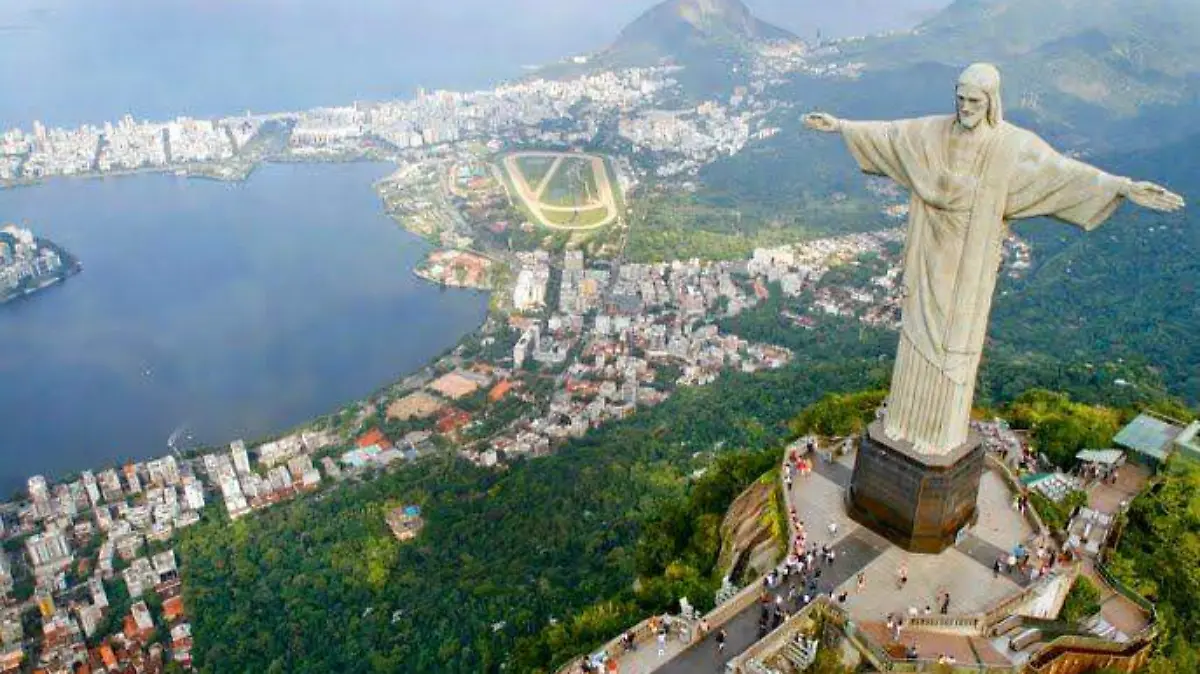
[840,115,1128,454]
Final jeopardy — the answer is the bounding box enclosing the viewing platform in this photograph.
[567,436,1157,674]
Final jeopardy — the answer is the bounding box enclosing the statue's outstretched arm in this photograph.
[802,113,841,133]
[1122,179,1185,212]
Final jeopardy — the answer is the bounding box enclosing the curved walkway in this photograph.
[655,527,889,673]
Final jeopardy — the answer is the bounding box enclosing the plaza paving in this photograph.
[832,466,1032,626]
[641,447,1038,673]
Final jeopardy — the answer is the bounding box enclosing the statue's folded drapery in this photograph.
[840,115,1128,454]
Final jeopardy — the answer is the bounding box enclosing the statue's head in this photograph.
[956,63,1003,130]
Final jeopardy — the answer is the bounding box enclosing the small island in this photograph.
[0,223,82,305]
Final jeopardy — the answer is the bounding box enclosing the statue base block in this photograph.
[847,420,984,554]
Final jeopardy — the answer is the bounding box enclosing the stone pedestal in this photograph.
[846,420,984,554]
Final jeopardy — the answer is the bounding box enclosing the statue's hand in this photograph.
[1126,180,1185,212]
[803,112,841,133]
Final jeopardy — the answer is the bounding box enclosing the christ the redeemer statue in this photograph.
[804,63,1184,457]
[802,63,1183,552]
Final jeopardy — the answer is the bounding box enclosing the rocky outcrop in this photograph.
[716,476,784,585]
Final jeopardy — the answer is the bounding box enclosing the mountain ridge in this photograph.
[598,0,795,78]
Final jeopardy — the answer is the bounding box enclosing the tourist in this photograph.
[716,628,727,654]
[857,572,866,594]
[657,630,666,658]
[940,593,951,614]
[923,605,932,616]
[836,590,848,604]
[897,562,909,589]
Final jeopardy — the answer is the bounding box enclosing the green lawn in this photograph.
[543,206,610,228]
[542,157,599,208]
[514,155,556,190]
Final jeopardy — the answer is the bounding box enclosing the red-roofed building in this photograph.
[162,596,185,623]
[356,428,390,449]
[99,645,117,669]
[0,648,23,674]
[435,409,472,435]
[488,380,513,402]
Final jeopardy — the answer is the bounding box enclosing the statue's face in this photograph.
[955,84,988,129]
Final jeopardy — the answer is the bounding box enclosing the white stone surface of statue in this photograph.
[804,63,1184,455]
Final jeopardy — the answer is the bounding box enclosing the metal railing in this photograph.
[1025,631,1154,671]
[901,614,986,635]
[1093,562,1155,616]
[552,614,661,674]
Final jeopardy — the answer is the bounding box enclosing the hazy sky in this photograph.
[0,0,952,127]
[410,0,952,50]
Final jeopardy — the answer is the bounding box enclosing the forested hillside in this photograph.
[991,134,1200,403]
[178,323,889,673]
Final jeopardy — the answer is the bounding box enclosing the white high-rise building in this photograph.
[99,469,124,503]
[146,456,181,487]
[25,530,71,569]
[230,440,251,475]
[182,478,206,511]
[27,475,49,507]
[81,471,102,507]
[0,551,12,595]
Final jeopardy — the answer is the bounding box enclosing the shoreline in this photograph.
[0,236,83,306]
[0,158,501,494]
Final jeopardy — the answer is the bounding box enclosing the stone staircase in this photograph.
[1082,614,1128,643]
[781,637,819,671]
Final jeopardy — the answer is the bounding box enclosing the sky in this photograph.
[0,0,953,128]
[407,0,953,49]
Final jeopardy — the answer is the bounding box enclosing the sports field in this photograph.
[498,151,620,230]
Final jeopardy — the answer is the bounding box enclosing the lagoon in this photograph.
[0,162,488,493]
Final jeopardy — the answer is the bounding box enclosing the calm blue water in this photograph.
[0,164,489,492]
[0,0,581,493]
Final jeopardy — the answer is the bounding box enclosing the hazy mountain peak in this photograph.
[608,0,795,66]
[670,0,762,36]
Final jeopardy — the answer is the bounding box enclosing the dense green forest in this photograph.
[1110,461,1200,672]
[177,280,1197,673]
[178,323,889,673]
